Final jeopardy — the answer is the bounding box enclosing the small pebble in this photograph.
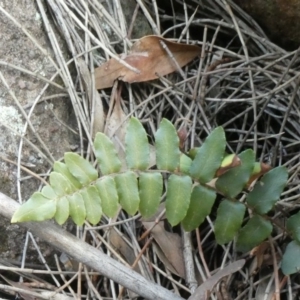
[18,80,26,89]
[28,50,36,59]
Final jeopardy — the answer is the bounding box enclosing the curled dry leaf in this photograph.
[77,58,104,136]
[255,268,275,300]
[249,241,279,276]
[109,228,141,273]
[177,127,188,151]
[142,221,186,279]
[188,260,245,300]
[95,35,201,89]
[104,93,128,169]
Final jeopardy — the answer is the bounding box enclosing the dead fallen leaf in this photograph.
[255,268,275,300]
[109,228,140,273]
[104,85,128,169]
[188,260,245,300]
[177,127,188,151]
[249,241,270,275]
[76,58,104,136]
[104,84,156,170]
[95,35,201,89]
[142,221,186,279]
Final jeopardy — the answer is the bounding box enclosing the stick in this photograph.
[0,192,184,300]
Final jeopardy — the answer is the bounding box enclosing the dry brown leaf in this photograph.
[142,221,186,279]
[76,58,104,136]
[109,228,140,274]
[255,268,275,300]
[177,127,188,151]
[95,35,201,89]
[188,260,245,300]
[104,86,156,169]
[249,241,270,275]
[104,88,128,169]
[109,228,142,299]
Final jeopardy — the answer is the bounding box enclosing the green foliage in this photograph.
[214,199,245,245]
[50,172,73,196]
[182,185,216,232]
[246,166,288,214]
[53,162,82,190]
[287,211,300,242]
[64,152,98,185]
[190,126,225,183]
[125,117,149,170]
[11,192,56,223]
[236,215,272,252]
[115,171,140,215]
[68,193,86,226]
[11,117,292,274]
[155,118,180,171]
[165,174,192,226]
[94,132,122,175]
[282,241,300,275]
[216,149,255,198]
[139,172,163,218]
[54,195,69,225]
[80,186,102,225]
[179,154,192,174]
[95,177,119,218]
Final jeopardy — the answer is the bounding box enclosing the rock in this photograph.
[0,1,75,265]
[233,0,300,49]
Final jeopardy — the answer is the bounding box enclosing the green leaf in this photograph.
[139,172,163,218]
[221,154,236,168]
[190,127,225,183]
[11,192,56,223]
[41,185,56,199]
[155,118,180,171]
[188,148,198,159]
[95,176,119,218]
[252,162,262,175]
[246,166,288,214]
[64,152,98,185]
[236,215,272,252]
[182,185,216,232]
[53,161,82,190]
[179,154,192,174]
[216,149,255,198]
[125,117,149,170]
[166,174,192,226]
[68,193,86,226]
[49,172,73,196]
[286,211,300,242]
[214,199,246,245]
[80,186,102,225]
[54,196,69,225]
[94,132,122,175]
[282,241,300,275]
[115,171,140,215]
